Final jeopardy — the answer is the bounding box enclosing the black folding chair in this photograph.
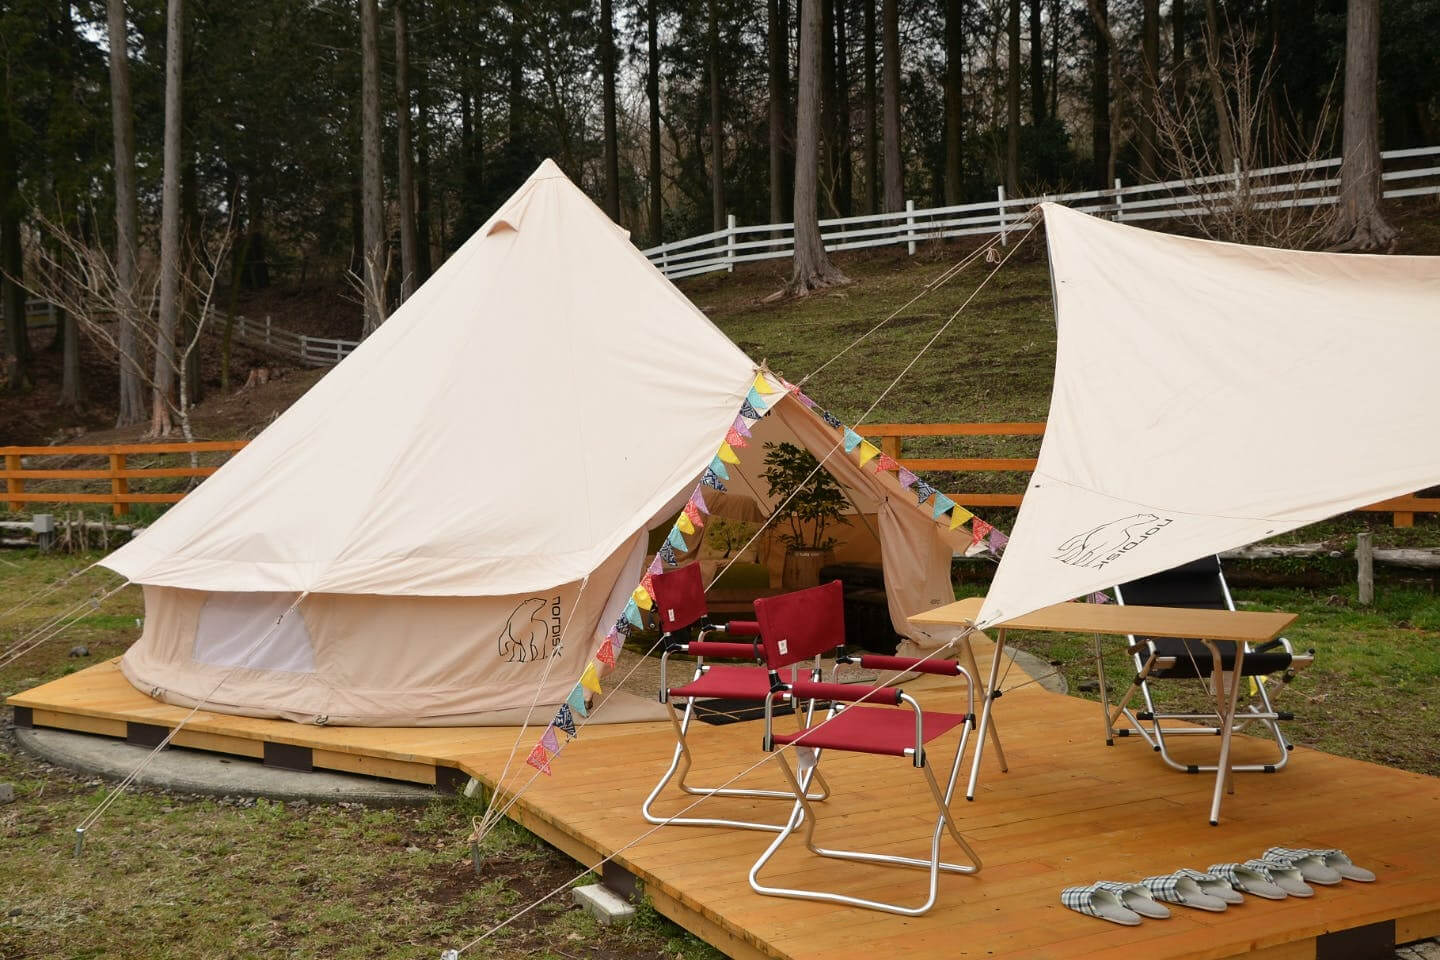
[1097,556,1314,782]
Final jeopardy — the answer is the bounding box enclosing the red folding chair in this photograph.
[747,579,982,915]
[641,562,831,832]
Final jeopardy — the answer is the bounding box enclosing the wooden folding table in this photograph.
[909,596,1296,824]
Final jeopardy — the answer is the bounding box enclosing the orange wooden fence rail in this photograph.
[3,427,1435,526]
[861,422,1436,528]
[1,442,247,517]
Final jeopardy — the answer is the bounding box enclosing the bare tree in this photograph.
[599,0,620,221]
[767,0,787,228]
[1147,21,1340,248]
[943,0,963,204]
[1139,0,1159,179]
[1330,0,1396,251]
[27,211,236,451]
[707,1,725,232]
[394,0,420,301]
[107,0,145,425]
[152,0,184,436]
[1028,0,1044,125]
[1202,0,1236,171]
[880,0,903,211]
[787,0,848,296]
[1006,0,1020,191]
[646,0,664,244]
[360,0,387,334]
[862,0,878,213]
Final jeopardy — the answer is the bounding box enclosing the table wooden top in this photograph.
[910,595,1295,642]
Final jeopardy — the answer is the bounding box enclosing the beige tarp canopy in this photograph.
[980,203,1440,628]
[105,161,969,726]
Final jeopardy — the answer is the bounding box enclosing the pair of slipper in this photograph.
[1061,847,1375,925]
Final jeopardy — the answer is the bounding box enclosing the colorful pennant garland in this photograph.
[857,441,880,467]
[689,488,709,514]
[874,454,900,473]
[931,492,956,520]
[540,724,561,755]
[988,528,1009,552]
[566,685,588,718]
[709,456,730,481]
[914,479,938,505]
[525,743,552,776]
[632,585,653,611]
[683,500,705,529]
[820,410,843,429]
[658,541,679,564]
[724,427,749,449]
[949,504,974,530]
[595,638,616,667]
[738,399,763,420]
[676,512,696,536]
[553,702,577,737]
[842,428,863,452]
[971,517,994,546]
[717,443,741,465]
[731,416,752,439]
[897,467,919,489]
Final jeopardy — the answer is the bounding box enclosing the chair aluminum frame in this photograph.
[747,673,982,916]
[1095,563,1315,823]
[641,631,831,833]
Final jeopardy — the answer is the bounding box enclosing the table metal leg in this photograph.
[1208,642,1245,826]
[1093,634,1117,746]
[966,631,1006,801]
[959,634,1007,775]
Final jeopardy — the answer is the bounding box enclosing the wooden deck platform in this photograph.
[9,643,1440,960]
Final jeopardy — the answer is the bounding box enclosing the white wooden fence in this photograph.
[226,314,358,366]
[640,145,1440,281]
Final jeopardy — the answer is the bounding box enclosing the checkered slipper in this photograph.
[1296,847,1376,882]
[1060,884,1143,925]
[1242,859,1314,897]
[1173,868,1245,904]
[1139,873,1227,912]
[1207,862,1289,900]
[1092,881,1171,919]
[1262,847,1342,885]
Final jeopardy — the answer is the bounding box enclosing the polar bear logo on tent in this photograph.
[498,597,550,663]
[1053,513,1172,570]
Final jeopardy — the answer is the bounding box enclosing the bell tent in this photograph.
[104,160,975,726]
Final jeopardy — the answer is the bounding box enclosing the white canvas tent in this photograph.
[105,160,968,726]
[979,202,1440,628]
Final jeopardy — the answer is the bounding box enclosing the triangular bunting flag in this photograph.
[738,399,762,420]
[1089,591,1111,604]
[540,724,561,755]
[639,572,655,599]
[753,374,776,395]
[745,387,770,411]
[566,685,589,718]
[794,390,817,410]
[820,410,843,429]
[914,479,938,504]
[595,639,616,667]
[610,630,626,655]
[842,428,863,453]
[658,542,679,564]
[949,504,974,530]
[553,702,578,737]
[580,662,602,694]
[623,598,644,628]
[613,613,635,636]
[647,555,664,576]
[874,454,900,473]
[858,441,880,466]
[683,501,705,529]
[632,585,653,611]
[666,526,688,552]
[724,427,749,449]
[989,528,1009,552]
[709,456,730,481]
[525,743,552,776]
[717,442,740,465]
[932,493,956,520]
[689,487,709,514]
[971,517,994,545]
[731,416,752,439]
[897,468,918,489]
[700,469,726,492]
[676,512,695,536]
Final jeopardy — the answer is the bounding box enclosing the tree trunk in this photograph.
[768,0,787,228]
[59,306,84,412]
[863,0,878,213]
[1028,0,1044,125]
[1330,0,1396,250]
[599,0,620,221]
[1048,0,1060,118]
[413,0,433,280]
[1203,0,1235,172]
[835,0,851,216]
[707,1,725,232]
[647,0,664,244]
[1006,0,1020,191]
[395,0,420,301]
[152,0,183,435]
[0,68,28,395]
[820,0,838,216]
[943,0,964,204]
[1138,0,1159,179]
[107,0,144,424]
[1172,0,1187,115]
[360,0,387,334]
[788,0,848,294]
[1088,0,1110,187]
[880,0,903,212]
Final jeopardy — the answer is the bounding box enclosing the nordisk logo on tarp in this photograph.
[498,596,564,663]
[1054,513,1173,570]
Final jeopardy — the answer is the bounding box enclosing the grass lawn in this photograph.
[0,552,722,960]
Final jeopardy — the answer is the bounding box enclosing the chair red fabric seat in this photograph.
[668,665,793,702]
[771,705,970,757]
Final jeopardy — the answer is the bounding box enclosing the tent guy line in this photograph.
[72,593,311,844]
[0,579,133,674]
[0,558,103,627]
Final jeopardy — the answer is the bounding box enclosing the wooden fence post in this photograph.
[5,453,22,512]
[996,187,1008,246]
[905,200,917,255]
[1114,177,1124,220]
[880,436,902,462]
[1356,531,1374,605]
[726,214,737,273]
[110,452,129,518]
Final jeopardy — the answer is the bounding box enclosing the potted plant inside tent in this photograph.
[761,442,849,589]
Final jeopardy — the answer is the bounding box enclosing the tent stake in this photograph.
[73,826,86,858]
